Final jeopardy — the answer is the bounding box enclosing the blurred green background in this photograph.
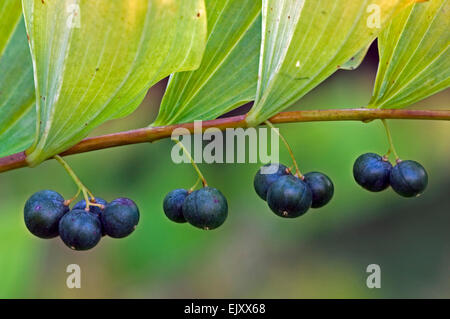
[0,49,448,299]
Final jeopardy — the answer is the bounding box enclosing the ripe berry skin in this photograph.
[182,187,228,230]
[73,197,108,236]
[390,160,428,197]
[304,172,334,208]
[254,163,291,200]
[24,190,69,239]
[353,153,392,192]
[267,175,312,218]
[59,209,102,251]
[101,198,140,238]
[163,189,189,223]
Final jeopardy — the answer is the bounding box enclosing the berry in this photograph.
[390,160,428,197]
[182,187,228,230]
[304,172,334,208]
[59,209,102,250]
[73,197,108,236]
[267,175,312,218]
[254,163,291,200]
[353,153,392,192]
[101,198,140,238]
[24,190,69,239]
[163,189,189,223]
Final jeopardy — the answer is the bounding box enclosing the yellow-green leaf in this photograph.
[152,0,261,126]
[340,43,371,71]
[369,0,450,109]
[0,1,35,157]
[245,0,416,126]
[23,0,207,166]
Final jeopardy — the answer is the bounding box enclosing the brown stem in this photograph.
[0,108,448,174]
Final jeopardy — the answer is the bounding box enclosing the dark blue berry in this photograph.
[304,172,334,208]
[353,153,392,192]
[73,197,108,236]
[254,163,291,200]
[182,187,228,230]
[390,160,428,197]
[101,198,140,238]
[59,209,102,250]
[267,175,312,218]
[163,189,189,223]
[24,190,69,239]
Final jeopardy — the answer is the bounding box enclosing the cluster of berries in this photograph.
[163,187,228,230]
[253,163,334,218]
[24,190,140,250]
[353,153,428,197]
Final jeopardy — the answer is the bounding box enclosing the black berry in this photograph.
[267,175,312,218]
[304,172,334,208]
[390,160,428,197]
[73,197,108,236]
[254,163,291,200]
[163,189,189,223]
[353,153,392,192]
[182,187,228,230]
[24,190,69,239]
[59,209,102,250]
[101,198,140,238]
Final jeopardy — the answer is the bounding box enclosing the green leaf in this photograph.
[340,43,371,71]
[152,0,261,126]
[0,1,36,157]
[23,0,207,166]
[0,0,21,54]
[245,0,416,126]
[369,0,450,109]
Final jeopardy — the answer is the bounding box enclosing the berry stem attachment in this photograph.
[381,119,400,161]
[264,120,303,179]
[172,138,208,187]
[54,155,102,210]
[64,188,81,206]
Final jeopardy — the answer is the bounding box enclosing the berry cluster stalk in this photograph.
[381,120,400,161]
[264,120,303,178]
[172,138,208,187]
[54,155,102,210]
[189,178,201,192]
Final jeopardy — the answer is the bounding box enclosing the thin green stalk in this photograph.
[64,188,81,206]
[381,120,400,161]
[172,138,208,187]
[189,178,201,192]
[54,155,103,210]
[265,120,303,178]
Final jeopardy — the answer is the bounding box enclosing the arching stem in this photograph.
[381,120,400,162]
[172,138,208,187]
[64,188,81,206]
[0,109,448,174]
[264,120,303,179]
[54,155,103,210]
[189,178,201,193]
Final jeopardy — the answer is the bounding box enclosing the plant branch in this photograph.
[0,108,448,174]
